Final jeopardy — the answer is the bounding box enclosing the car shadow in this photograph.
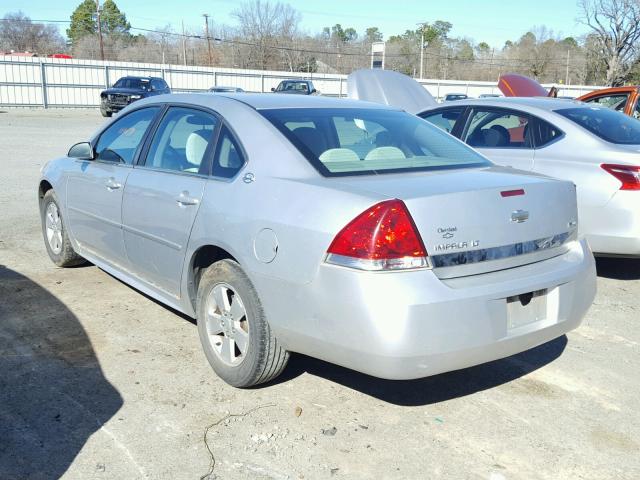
[272,336,567,406]
[0,265,123,479]
[595,256,640,280]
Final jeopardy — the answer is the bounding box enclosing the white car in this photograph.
[349,69,640,257]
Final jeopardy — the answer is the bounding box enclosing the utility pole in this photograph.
[565,49,570,86]
[95,0,105,61]
[181,20,187,66]
[203,14,212,67]
[417,22,427,79]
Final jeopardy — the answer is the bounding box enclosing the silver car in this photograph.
[349,70,640,257]
[39,93,596,387]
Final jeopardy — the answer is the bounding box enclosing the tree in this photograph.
[326,24,357,43]
[579,0,640,85]
[232,0,301,70]
[67,0,131,46]
[365,27,383,43]
[0,11,65,53]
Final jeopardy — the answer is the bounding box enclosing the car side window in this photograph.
[634,100,640,120]
[421,108,464,134]
[585,94,629,111]
[464,109,532,149]
[143,107,218,174]
[212,126,245,178]
[95,107,160,164]
[151,79,167,91]
[534,119,563,148]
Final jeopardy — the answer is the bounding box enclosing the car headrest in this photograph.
[186,129,210,166]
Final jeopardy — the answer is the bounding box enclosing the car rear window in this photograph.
[556,106,640,145]
[261,108,491,176]
[114,78,151,90]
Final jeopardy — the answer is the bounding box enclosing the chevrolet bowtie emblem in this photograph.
[442,232,454,239]
[511,210,529,223]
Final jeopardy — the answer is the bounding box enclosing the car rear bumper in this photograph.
[258,238,596,380]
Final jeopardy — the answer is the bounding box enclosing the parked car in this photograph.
[498,73,640,120]
[479,93,502,98]
[271,80,318,95]
[209,86,244,93]
[444,93,469,102]
[39,92,595,387]
[99,76,171,117]
[578,86,640,119]
[348,69,640,257]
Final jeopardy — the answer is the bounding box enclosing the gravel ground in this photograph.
[0,109,638,480]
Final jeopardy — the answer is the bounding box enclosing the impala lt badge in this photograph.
[511,210,529,223]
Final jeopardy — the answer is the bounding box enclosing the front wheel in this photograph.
[41,190,86,267]
[196,259,289,387]
[100,104,112,117]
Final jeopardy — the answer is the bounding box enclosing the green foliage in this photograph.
[388,20,452,46]
[101,0,131,35]
[326,24,357,43]
[67,0,96,45]
[67,0,131,45]
[365,27,383,43]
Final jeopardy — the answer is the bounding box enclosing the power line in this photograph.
[0,16,584,68]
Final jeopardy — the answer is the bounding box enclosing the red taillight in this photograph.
[601,164,640,191]
[500,188,525,197]
[326,199,429,271]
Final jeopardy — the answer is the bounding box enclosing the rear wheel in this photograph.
[41,190,85,267]
[196,259,289,387]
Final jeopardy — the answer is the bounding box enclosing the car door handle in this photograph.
[105,177,122,190]
[175,191,199,206]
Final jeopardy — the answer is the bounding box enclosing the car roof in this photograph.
[429,96,586,112]
[213,92,394,110]
[119,76,161,81]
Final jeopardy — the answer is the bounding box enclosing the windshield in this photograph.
[261,108,491,176]
[113,78,151,91]
[556,106,640,145]
[276,81,310,92]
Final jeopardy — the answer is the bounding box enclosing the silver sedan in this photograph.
[39,93,596,387]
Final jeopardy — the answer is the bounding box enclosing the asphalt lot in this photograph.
[0,109,638,480]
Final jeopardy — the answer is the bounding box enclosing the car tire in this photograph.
[41,190,86,267]
[196,259,289,387]
[100,106,112,117]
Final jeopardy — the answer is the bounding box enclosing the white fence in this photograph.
[0,56,601,108]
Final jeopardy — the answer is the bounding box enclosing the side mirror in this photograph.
[68,142,94,160]
[311,89,318,94]
[271,87,275,92]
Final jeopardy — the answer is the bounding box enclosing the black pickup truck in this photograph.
[99,76,171,117]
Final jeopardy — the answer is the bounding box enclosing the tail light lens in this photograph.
[325,199,429,271]
[601,164,640,191]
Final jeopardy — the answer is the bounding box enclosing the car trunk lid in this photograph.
[338,166,578,278]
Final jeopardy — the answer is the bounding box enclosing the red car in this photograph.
[498,73,640,120]
[577,86,640,119]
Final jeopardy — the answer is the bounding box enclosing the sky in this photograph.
[0,0,589,48]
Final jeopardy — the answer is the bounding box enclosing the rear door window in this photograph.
[534,119,563,147]
[584,94,629,112]
[142,107,218,174]
[464,108,533,149]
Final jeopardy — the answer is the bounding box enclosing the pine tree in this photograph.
[67,0,131,46]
